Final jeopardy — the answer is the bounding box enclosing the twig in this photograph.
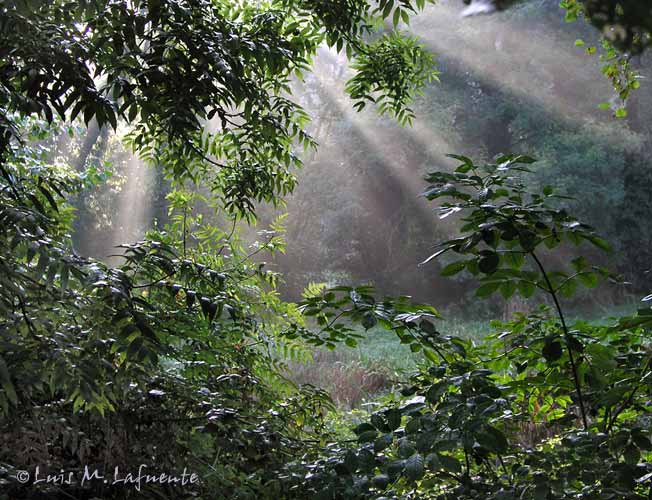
[530,251,589,430]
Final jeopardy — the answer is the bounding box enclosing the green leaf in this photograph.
[500,281,517,299]
[372,474,390,489]
[35,252,49,279]
[354,422,376,435]
[387,459,405,481]
[504,252,525,270]
[186,290,196,308]
[361,312,377,330]
[623,443,640,465]
[632,432,652,451]
[393,7,401,27]
[586,235,611,252]
[437,453,461,473]
[518,280,536,298]
[386,408,402,431]
[559,278,577,298]
[200,298,218,323]
[424,348,439,364]
[478,253,500,274]
[38,185,59,212]
[578,272,599,288]
[420,319,437,335]
[447,154,474,172]
[586,343,616,372]
[382,0,394,18]
[358,430,378,443]
[344,450,358,472]
[374,433,393,452]
[426,381,447,403]
[477,425,508,454]
[476,281,500,298]
[398,438,417,458]
[60,264,69,291]
[518,231,537,252]
[615,107,628,118]
[441,260,466,277]
[542,339,563,363]
[405,452,424,481]
[46,262,58,285]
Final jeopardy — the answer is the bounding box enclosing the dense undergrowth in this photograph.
[277,154,652,499]
[2,1,652,499]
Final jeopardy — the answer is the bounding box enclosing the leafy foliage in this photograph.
[280,155,652,500]
[1,0,436,219]
[421,153,611,302]
[2,0,652,498]
[0,121,340,497]
[346,32,439,125]
[562,1,642,117]
[0,0,442,496]
[563,0,652,54]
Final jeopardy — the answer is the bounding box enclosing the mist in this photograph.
[65,0,651,314]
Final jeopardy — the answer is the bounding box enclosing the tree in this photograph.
[1,0,436,216]
[0,0,437,497]
[2,0,651,498]
[285,155,652,500]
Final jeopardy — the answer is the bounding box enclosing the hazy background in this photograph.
[60,0,652,317]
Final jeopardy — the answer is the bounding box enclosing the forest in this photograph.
[2,0,652,498]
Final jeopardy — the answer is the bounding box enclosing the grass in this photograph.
[287,316,491,408]
[352,318,491,369]
[286,302,642,409]
[568,301,640,325]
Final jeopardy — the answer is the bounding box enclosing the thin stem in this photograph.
[221,238,275,273]
[464,446,471,477]
[530,251,589,430]
[18,296,38,338]
[217,218,237,257]
[182,205,187,259]
[429,342,451,363]
[188,142,228,169]
[607,355,652,432]
[498,455,512,485]
[553,270,595,294]
[132,269,177,289]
